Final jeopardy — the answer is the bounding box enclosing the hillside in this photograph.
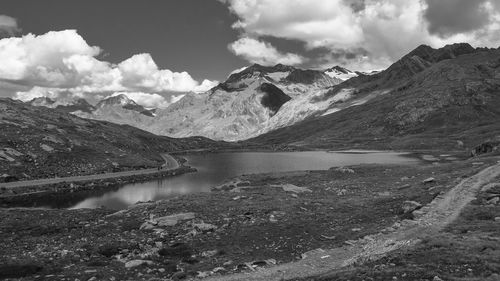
[0,98,224,181]
[248,44,500,151]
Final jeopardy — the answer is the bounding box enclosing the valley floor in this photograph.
[1,154,499,280]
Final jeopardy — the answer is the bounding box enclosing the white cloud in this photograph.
[0,29,217,102]
[223,0,500,71]
[0,15,19,36]
[193,79,219,93]
[228,37,305,66]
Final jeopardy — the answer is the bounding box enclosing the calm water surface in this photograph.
[70,151,418,209]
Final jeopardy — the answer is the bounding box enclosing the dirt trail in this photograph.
[204,163,500,281]
[0,153,179,189]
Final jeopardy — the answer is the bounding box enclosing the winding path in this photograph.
[204,162,500,281]
[0,153,179,189]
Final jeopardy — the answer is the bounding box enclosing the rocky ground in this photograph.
[1,153,499,280]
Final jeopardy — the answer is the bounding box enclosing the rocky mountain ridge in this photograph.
[249,43,500,151]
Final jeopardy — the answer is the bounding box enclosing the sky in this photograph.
[0,0,499,108]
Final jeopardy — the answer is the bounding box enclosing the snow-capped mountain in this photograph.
[29,63,382,141]
[324,66,358,81]
[148,64,341,140]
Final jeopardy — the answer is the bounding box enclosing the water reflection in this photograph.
[70,151,418,209]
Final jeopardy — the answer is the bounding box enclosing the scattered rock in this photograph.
[433,276,443,281]
[197,271,211,278]
[40,144,54,152]
[423,177,435,184]
[201,250,219,258]
[193,222,217,232]
[402,201,422,213]
[337,189,347,196]
[333,167,355,173]
[487,197,499,205]
[124,260,153,268]
[141,212,195,229]
[272,184,312,193]
[269,215,278,223]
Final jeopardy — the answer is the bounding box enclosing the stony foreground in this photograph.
[1,155,499,280]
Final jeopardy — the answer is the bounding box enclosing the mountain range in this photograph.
[29,64,375,141]
[24,43,500,152]
[249,43,500,151]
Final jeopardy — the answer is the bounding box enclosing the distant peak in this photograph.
[324,65,353,74]
[100,94,137,107]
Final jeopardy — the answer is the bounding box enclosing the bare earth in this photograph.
[206,162,500,281]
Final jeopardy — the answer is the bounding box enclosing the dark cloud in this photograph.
[344,0,365,13]
[424,0,491,37]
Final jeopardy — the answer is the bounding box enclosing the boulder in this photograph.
[402,200,422,213]
[124,260,153,268]
[156,212,195,227]
[423,177,435,184]
[193,222,217,232]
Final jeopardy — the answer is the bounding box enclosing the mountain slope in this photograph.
[248,44,500,151]
[74,94,156,132]
[148,64,340,141]
[0,98,223,180]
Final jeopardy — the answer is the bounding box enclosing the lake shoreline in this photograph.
[1,154,498,280]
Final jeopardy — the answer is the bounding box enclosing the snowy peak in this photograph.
[324,66,358,81]
[97,94,137,108]
[96,94,155,117]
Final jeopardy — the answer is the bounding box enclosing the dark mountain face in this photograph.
[216,63,336,92]
[325,66,351,74]
[248,45,500,151]
[284,69,330,84]
[258,83,291,116]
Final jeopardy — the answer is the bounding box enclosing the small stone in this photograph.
[223,260,233,266]
[487,197,499,205]
[201,250,219,257]
[124,260,153,268]
[433,276,443,281]
[402,200,422,213]
[269,215,278,223]
[423,177,435,184]
[212,267,225,273]
[193,222,217,232]
[197,271,211,278]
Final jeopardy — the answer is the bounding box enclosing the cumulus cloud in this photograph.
[223,0,500,71]
[228,37,305,66]
[0,15,19,37]
[0,29,217,106]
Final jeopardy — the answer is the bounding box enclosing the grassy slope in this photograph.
[0,98,226,180]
